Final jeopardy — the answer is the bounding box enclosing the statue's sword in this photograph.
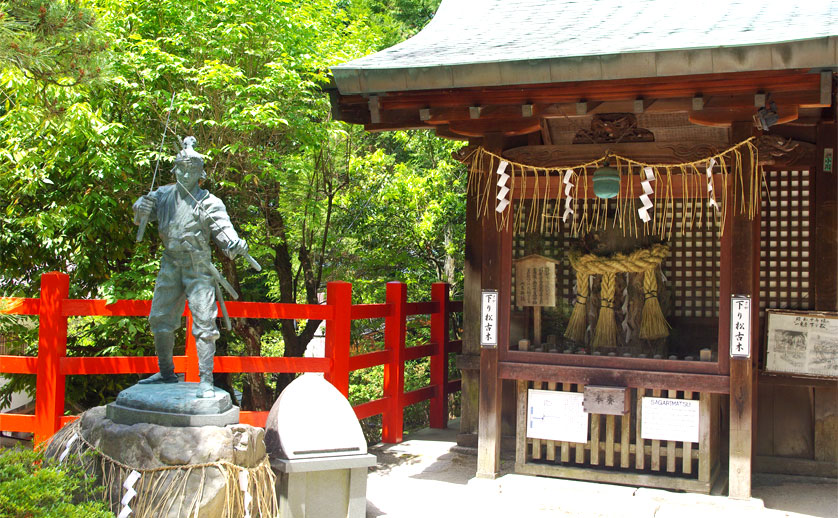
[136,92,176,243]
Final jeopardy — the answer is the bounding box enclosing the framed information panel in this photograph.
[765,310,838,378]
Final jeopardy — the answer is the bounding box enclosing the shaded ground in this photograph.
[366,422,837,518]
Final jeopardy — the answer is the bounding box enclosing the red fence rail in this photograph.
[0,272,463,444]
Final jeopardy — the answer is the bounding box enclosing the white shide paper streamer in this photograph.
[117,470,142,518]
[637,166,655,223]
[239,470,253,518]
[58,433,78,463]
[562,169,575,222]
[706,158,718,211]
[495,160,510,213]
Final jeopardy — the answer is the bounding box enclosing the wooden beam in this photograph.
[820,71,833,106]
[371,70,821,110]
[689,104,798,128]
[498,362,730,393]
[449,118,541,137]
[727,121,760,500]
[503,142,729,167]
[368,95,381,124]
[477,134,505,479]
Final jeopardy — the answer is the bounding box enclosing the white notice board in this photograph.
[641,397,699,443]
[526,389,588,443]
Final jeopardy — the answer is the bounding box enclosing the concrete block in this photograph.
[549,56,603,83]
[453,62,503,89]
[712,45,774,74]
[656,49,714,77]
[770,37,837,70]
[600,52,657,80]
[499,59,552,86]
[404,65,454,91]
[359,69,407,94]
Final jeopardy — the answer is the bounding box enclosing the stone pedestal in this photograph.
[45,406,270,518]
[106,382,239,427]
[271,454,376,518]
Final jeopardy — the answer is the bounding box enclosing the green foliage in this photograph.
[0,0,465,417]
[0,447,111,518]
[0,0,107,86]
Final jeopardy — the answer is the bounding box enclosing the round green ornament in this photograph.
[592,164,620,199]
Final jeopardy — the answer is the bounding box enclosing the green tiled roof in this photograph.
[332,0,838,94]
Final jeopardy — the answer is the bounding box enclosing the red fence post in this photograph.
[325,282,352,397]
[184,309,199,382]
[430,282,450,429]
[382,282,407,443]
[34,272,69,445]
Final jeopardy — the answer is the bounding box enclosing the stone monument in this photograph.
[45,136,276,518]
[106,136,257,426]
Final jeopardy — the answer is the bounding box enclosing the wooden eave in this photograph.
[331,68,833,139]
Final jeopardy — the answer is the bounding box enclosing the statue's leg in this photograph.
[138,332,178,384]
[184,267,221,398]
[141,258,185,384]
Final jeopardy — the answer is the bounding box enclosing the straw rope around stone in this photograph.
[46,419,279,518]
[565,244,670,348]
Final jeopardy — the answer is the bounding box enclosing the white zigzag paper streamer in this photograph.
[706,158,718,211]
[118,470,141,518]
[562,169,575,222]
[239,470,253,518]
[495,160,510,213]
[58,433,78,463]
[637,167,655,223]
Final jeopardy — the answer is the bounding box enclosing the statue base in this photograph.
[106,382,239,427]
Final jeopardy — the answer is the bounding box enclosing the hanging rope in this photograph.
[467,137,762,238]
[566,244,670,348]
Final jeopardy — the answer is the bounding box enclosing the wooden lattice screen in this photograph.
[511,200,721,318]
[759,169,813,313]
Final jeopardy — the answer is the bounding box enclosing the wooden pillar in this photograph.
[813,118,837,465]
[458,162,483,445]
[34,272,69,445]
[813,119,837,311]
[383,282,407,443]
[727,121,761,499]
[325,281,353,397]
[430,282,450,429]
[477,133,505,478]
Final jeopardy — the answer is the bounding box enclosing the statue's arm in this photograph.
[132,189,160,225]
[205,197,247,257]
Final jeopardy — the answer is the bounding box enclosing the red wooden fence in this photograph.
[0,272,463,445]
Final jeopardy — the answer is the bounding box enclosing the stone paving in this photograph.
[366,423,838,518]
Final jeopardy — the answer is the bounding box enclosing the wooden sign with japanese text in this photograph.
[730,295,751,358]
[583,385,629,415]
[514,255,558,307]
[481,290,498,348]
[765,310,838,378]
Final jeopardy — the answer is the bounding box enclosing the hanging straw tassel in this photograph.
[639,268,669,340]
[564,270,589,343]
[592,272,618,349]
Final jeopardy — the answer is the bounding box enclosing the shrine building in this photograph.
[329,0,838,497]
